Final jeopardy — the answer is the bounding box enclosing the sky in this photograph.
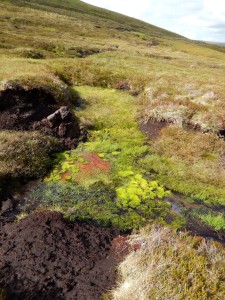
[83,0,225,42]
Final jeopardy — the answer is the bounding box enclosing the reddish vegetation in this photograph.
[75,152,111,181]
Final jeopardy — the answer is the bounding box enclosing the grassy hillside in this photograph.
[1,1,225,298]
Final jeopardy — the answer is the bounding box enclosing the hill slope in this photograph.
[1,0,225,232]
[1,1,225,299]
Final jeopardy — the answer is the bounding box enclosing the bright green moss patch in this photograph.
[45,150,111,186]
[44,151,82,182]
[116,173,171,209]
[46,86,149,187]
[27,87,178,230]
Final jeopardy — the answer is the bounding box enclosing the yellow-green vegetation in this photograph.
[45,86,149,184]
[0,0,223,211]
[1,0,225,298]
[116,172,171,209]
[111,226,225,300]
[25,87,176,230]
[0,0,224,222]
[0,0,225,219]
[27,180,175,230]
[198,213,225,231]
[44,151,81,182]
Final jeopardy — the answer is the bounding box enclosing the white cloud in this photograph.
[83,0,225,42]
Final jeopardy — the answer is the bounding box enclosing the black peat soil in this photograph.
[0,211,118,300]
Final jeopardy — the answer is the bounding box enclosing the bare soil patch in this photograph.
[0,211,118,300]
[139,119,168,139]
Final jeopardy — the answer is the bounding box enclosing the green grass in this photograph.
[198,213,225,231]
[137,127,225,205]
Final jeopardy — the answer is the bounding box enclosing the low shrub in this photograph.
[20,49,45,59]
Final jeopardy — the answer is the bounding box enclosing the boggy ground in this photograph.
[0,211,118,300]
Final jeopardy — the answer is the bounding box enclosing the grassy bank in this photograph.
[111,226,225,300]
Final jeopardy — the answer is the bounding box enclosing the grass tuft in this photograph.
[111,226,225,300]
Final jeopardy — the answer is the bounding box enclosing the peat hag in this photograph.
[0,85,83,149]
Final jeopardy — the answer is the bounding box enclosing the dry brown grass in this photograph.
[154,126,225,164]
[111,226,225,300]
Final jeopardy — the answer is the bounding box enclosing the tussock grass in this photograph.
[154,127,225,164]
[0,131,60,178]
[139,127,225,205]
[140,77,225,133]
[111,226,225,300]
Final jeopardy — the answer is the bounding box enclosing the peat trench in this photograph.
[0,211,129,300]
[0,89,225,299]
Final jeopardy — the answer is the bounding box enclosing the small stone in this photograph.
[59,106,71,120]
[1,198,13,213]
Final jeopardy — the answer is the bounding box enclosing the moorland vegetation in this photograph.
[1,0,225,299]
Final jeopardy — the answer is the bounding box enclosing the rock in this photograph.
[1,198,13,214]
[37,106,82,149]
[46,110,61,127]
